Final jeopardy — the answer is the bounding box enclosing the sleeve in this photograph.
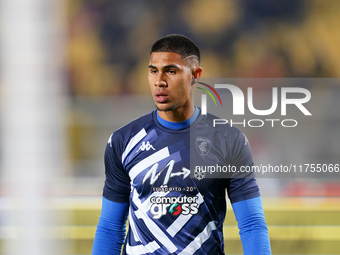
[92,197,129,255]
[226,128,260,203]
[103,133,131,203]
[225,129,271,254]
[232,196,271,255]
[92,133,131,254]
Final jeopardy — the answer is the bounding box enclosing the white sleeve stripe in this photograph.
[122,128,147,164]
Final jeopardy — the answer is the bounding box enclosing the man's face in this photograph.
[148,52,194,113]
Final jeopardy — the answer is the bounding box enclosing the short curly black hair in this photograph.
[150,34,200,63]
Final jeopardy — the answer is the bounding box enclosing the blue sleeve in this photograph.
[232,196,271,255]
[92,197,129,255]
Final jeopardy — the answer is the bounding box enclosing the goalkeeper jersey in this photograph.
[103,107,260,255]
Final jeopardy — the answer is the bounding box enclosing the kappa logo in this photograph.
[136,141,155,153]
[107,134,113,147]
[243,133,249,146]
[196,136,211,158]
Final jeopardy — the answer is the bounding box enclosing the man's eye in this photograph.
[169,70,176,74]
[150,70,157,74]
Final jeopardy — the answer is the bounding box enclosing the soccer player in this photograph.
[92,34,271,254]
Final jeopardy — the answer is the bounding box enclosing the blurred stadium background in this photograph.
[1,0,340,254]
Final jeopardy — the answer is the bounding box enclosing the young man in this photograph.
[92,34,271,254]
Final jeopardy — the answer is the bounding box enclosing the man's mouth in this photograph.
[155,93,169,103]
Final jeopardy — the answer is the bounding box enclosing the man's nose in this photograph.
[155,73,167,87]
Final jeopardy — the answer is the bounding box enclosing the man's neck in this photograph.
[157,105,195,122]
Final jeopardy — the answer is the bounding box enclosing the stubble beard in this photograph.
[156,103,180,112]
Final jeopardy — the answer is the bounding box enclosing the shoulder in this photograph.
[200,111,246,144]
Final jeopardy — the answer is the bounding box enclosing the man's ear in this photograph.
[191,67,203,85]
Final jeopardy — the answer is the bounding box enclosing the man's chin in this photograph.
[156,104,177,112]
